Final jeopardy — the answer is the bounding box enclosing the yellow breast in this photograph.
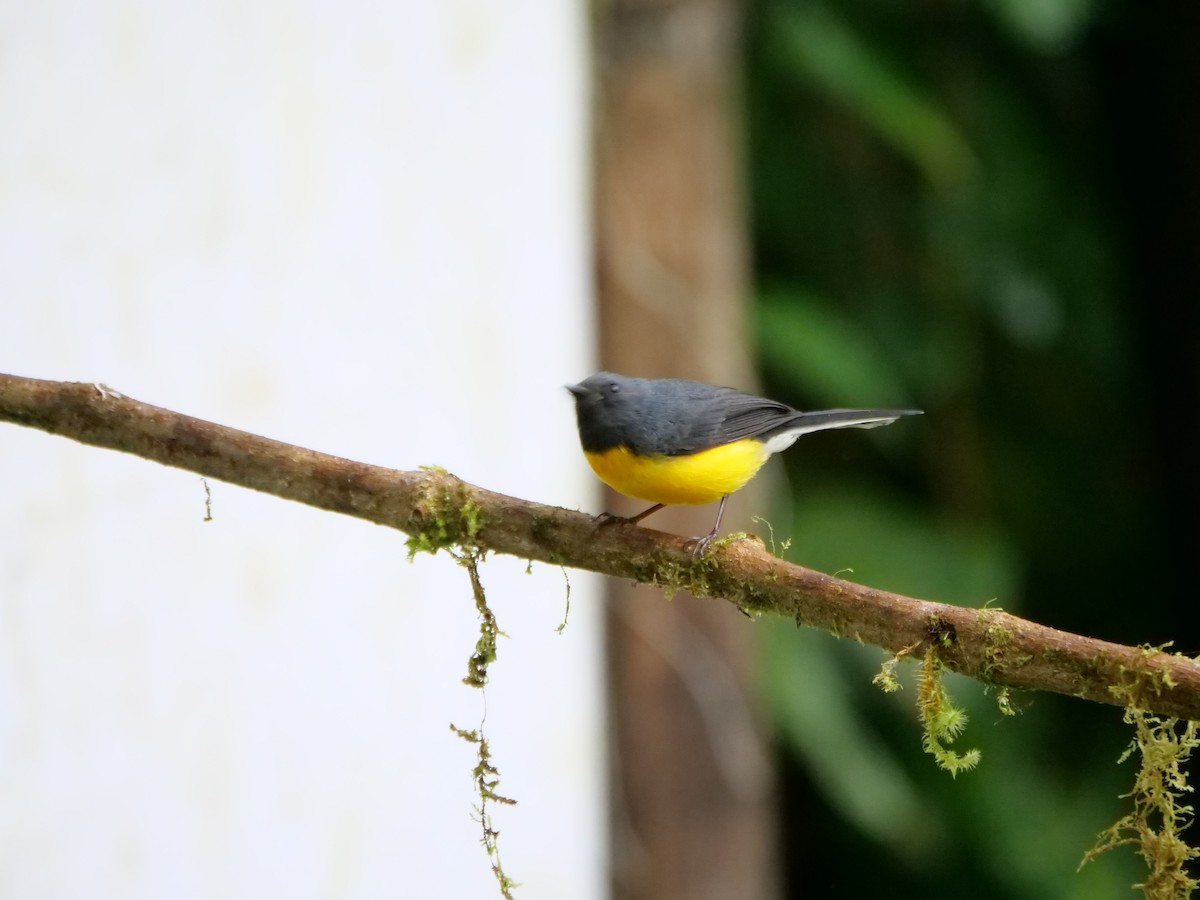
[584,438,770,506]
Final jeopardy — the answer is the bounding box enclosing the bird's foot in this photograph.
[593,502,665,530]
[682,530,720,558]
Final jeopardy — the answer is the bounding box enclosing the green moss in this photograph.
[916,647,981,777]
[925,614,957,651]
[873,642,919,693]
[871,643,982,773]
[453,548,504,689]
[641,548,723,601]
[1108,645,1184,709]
[451,724,519,899]
[529,513,558,547]
[1080,708,1200,899]
[751,516,791,556]
[404,469,488,560]
[709,531,754,552]
[973,609,1032,688]
[991,685,1017,717]
[555,566,571,634]
[873,655,904,693]
[403,468,517,897]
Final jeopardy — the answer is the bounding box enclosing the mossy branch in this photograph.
[4,372,1200,719]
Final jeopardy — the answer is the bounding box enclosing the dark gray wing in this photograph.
[633,381,800,455]
[639,384,921,454]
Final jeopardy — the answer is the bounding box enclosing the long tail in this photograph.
[760,408,921,453]
[786,408,923,434]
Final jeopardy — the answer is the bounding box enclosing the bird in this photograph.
[567,372,921,555]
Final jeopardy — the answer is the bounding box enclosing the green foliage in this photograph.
[757,288,917,407]
[768,2,975,189]
[760,620,941,858]
[744,0,1187,894]
[778,485,1019,606]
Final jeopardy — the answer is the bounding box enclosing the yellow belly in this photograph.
[584,438,770,506]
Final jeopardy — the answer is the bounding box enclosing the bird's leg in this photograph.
[684,495,729,557]
[595,502,666,528]
[627,502,667,525]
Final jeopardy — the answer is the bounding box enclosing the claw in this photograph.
[682,494,729,558]
[593,502,665,530]
[92,382,124,400]
[683,532,718,558]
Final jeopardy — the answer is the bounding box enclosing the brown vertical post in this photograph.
[594,1,779,898]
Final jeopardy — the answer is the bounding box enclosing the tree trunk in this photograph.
[594,2,780,898]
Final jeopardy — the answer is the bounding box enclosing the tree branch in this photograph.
[3,372,1197,718]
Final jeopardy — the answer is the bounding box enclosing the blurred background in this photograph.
[3,0,1198,898]
[743,0,1200,895]
[598,0,1199,898]
[0,4,602,899]
[752,0,1200,892]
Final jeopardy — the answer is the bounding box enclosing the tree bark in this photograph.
[594,1,776,897]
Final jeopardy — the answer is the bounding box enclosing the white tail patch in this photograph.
[761,412,914,455]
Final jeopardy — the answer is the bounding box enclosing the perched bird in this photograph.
[567,372,921,554]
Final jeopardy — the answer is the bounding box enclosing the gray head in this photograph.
[566,372,652,453]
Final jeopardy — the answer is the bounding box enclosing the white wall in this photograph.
[0,3,602,898]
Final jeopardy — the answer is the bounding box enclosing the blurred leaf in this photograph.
[757,287,918,407]
[759,620,942,859]
[984,0,1097,52]
[779,482,1020,608]
[770,1,976,189]
[745,0,1158,893]
[956,725,1137,899]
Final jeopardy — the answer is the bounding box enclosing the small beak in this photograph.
[565,383,588,398]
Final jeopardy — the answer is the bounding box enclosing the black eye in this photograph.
[609,383,620,394]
